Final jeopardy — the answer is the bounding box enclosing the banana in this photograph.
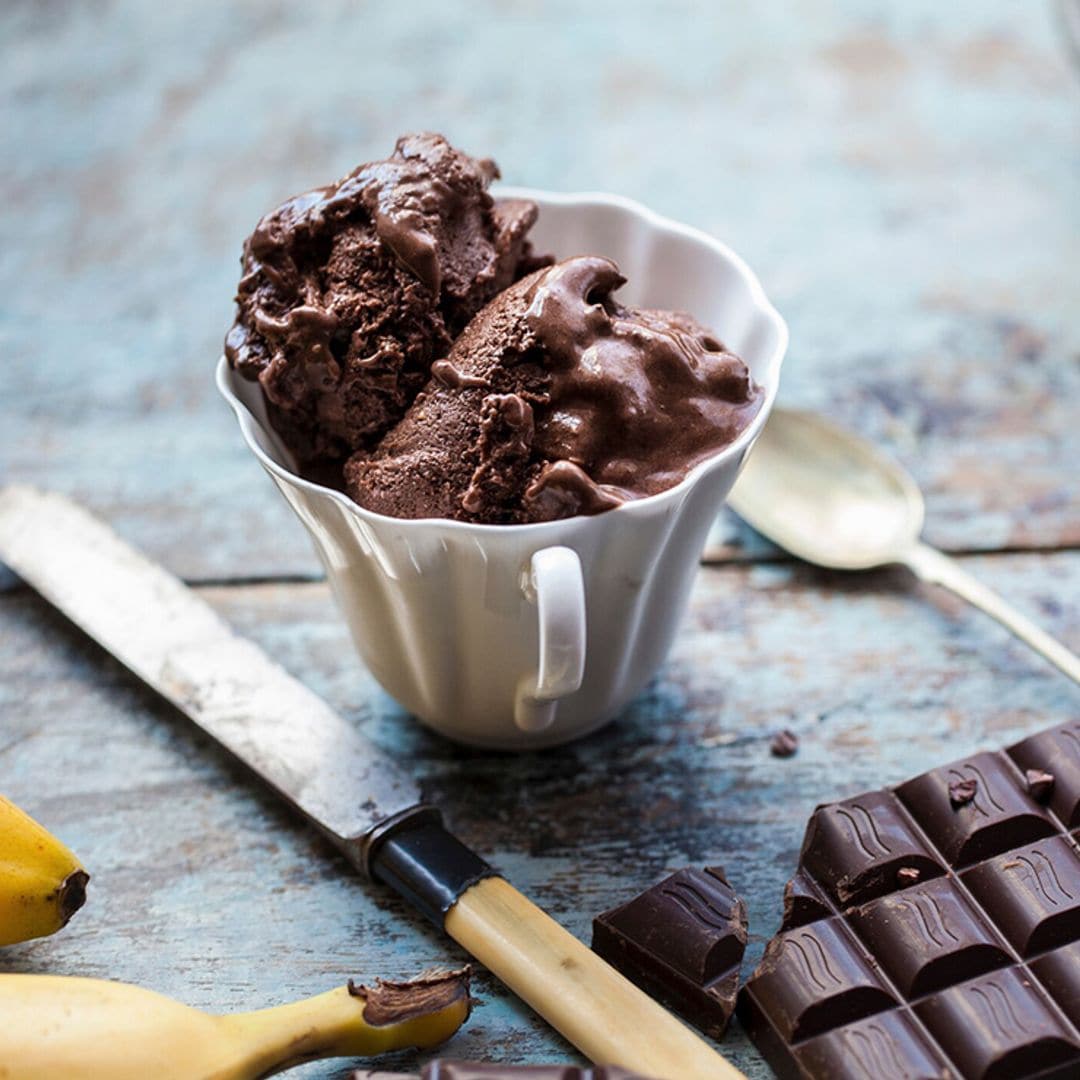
[0,968,471,1079]
[0,793,88,946]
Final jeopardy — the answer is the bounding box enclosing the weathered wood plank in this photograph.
[2,550,1077,1075]
[1,1,1077,581]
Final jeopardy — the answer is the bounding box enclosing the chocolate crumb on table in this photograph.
[769,729,799,758]
[738,720,1080,1080]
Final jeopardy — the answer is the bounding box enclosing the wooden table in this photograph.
[2,3,1077,1076]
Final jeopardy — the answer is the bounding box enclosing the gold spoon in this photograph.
[714,407,1080,686]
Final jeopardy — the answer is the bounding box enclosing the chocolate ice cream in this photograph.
[344,256,762,523]
[225,134,547,466]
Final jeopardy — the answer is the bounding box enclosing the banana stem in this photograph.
[216,987,370,1076]
[215,978,470,1078]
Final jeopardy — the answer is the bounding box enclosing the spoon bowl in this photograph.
[722,407,1080,687]
[729,409,925,570]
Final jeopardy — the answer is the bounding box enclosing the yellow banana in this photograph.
[0,969,471,1079]
[0,793,88,946]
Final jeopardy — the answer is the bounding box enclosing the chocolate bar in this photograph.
[738,720,1080,1079]
[591,865,747,1038]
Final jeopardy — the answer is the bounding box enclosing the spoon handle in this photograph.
[902,541,1080,686]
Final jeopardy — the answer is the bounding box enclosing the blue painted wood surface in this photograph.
[1,2,1078,1077]
[1,0,1077,581]
[3,554,1079,1076]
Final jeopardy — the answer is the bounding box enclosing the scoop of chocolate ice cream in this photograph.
[344,255,763,523]
[225,133,548,466]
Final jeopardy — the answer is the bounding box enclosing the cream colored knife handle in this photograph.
[446,876,744,1080]
[903,541,1080,686]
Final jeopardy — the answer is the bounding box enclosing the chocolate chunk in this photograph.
[739,723,1080,1080]
[1009,722,1080,827]
[914,968,1080,1080]
[799,791,944,907]
[897,752,1055,867]
[770,729,799,758]
[1024,768,1056,802]
[949,776,979,807]
[591,866,746,1039]
[780,870,832,930]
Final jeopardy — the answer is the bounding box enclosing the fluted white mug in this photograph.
[217,190,786,748]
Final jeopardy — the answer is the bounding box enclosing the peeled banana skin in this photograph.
[0,793,89,946]
[0,970,472,1080]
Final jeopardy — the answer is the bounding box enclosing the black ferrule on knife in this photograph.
[362,808,495,926]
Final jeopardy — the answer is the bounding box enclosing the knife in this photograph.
[0,486,741,1080]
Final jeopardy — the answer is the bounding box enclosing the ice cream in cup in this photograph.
[218,135,786,748]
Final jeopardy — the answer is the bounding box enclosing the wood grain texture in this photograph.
[2,551,1077,1076]
[1,1,1077,580]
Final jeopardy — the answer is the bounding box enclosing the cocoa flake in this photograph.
[948,777,977,807]
[770,729,799,758]
[1024,768,1055,802]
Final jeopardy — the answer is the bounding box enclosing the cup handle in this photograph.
[514,545,586,733]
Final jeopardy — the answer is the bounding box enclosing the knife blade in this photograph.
[0,486,742,1080]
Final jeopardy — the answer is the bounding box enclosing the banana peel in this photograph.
[0,792,88,946]
[0,967,472,1079]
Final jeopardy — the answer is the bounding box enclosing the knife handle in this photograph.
[366,816,743,1080]
[446,877,742,1080]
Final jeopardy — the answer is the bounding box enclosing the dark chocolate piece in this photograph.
[962,835,1080,956]
[1009,723,1080,827]
[914,968,1079,1080]
[1030,942,1080,1026]
[591,866,746,1038]
[847,876,1011,997]
[799,790,944,907]
[780,870,832,930]
[739,724,1080,1079]
[794,1011,952,1080]
[896,751,1055,867]
[741,919,895,1042]
[770,729,799,758]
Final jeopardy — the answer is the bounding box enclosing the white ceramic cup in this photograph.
[217,189,787,748]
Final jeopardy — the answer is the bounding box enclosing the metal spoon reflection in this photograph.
[709,407,1080,686]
